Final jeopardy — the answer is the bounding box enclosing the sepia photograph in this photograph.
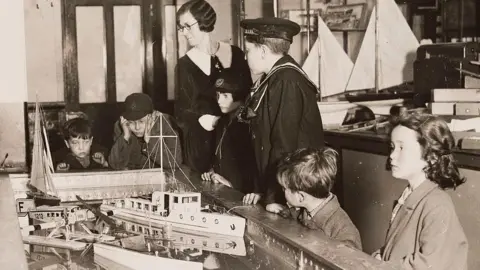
[1,0,479,269]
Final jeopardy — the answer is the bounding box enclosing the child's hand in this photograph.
[56,162,70,172]
[266,203,286,214]
[198,114,220,131]
[243,193,261,205]
[120,116,131,141]
[144,112,161,144]
[92,152,108,167]
[201,170,214,181]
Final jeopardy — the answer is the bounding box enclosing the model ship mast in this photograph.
[27,100,60,205]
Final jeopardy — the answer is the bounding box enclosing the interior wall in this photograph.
[0,0,28,167]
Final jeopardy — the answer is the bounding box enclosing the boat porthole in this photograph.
[191,239,195,244]
[214,219,219,224]
[180,214,183,219]
[215,243,219,248]
[190,216,194,221]
[230,224,235,230]
[202,217,206,223]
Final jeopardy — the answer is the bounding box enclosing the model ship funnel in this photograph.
[302,16,354,97]
[345,0,419,91]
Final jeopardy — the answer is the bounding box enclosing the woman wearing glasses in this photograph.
[174,0,252,174]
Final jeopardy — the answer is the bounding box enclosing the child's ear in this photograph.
[296,191,305,203]
[64,140,70,149]
[297,191,309,202]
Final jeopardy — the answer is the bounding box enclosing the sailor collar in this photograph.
[186,41,232,75]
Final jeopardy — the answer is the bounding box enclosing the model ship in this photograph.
[100,190,246,238]
[303,0,419,128]
[9,101,177,203]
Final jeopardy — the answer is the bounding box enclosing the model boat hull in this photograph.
[101,204,246,238]
[93,243,203,270]
[112,216,246,256]
[318,99,404,128]
[10,169,169,202]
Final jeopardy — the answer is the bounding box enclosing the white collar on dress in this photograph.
[186,41,232,75]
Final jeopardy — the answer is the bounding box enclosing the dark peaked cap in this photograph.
[241,17,301,43]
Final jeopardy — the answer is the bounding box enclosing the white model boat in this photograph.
[101,191,246,238]
[303,0,419,127]
[94,243,203,270]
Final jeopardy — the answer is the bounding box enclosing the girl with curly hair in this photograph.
[373,113,468,269]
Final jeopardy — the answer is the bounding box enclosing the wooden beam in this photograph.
[104,0,117,103]
[62,0,79,104]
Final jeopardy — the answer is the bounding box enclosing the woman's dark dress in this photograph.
[174,44,252,172]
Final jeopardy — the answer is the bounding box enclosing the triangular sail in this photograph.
[345,0,419,91]
[29,101,57,196]
[302,16,354,97]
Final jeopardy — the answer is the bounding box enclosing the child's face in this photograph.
[66,137,93,159]
[390,125,427,181]
[127,115,148,137]
[217,92,241,114]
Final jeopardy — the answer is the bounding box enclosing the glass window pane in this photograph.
[76,6,106,103]
[114,6,143,102]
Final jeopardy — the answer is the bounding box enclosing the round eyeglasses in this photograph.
[177,21,198,32]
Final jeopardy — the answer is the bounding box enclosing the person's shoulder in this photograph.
[230,45,244,55]
[422,187,456,212]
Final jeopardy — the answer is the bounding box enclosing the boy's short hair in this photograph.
[277,147,338,199]
[63,118,92,140]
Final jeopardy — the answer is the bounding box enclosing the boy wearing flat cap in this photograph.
[239,18,325,213]
[201,69,257,194]
[109,93,183,170]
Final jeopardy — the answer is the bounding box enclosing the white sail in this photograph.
[346,0,419,91]
[29,101,57,196]
[302,16,354,97]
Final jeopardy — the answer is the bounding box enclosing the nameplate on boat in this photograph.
[16,198,35,215]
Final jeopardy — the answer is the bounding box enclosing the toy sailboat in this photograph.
[100,190,246,238]
[344,0,419,102]
[303,0,419,128]
[25,100,61,206]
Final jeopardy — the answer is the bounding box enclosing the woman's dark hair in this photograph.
[390,112,465,190]
[177,0,216,33]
